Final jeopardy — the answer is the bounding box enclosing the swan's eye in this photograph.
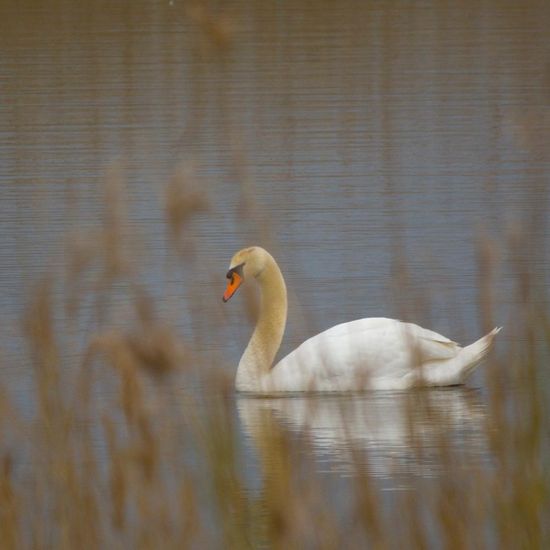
[226,263,245,280]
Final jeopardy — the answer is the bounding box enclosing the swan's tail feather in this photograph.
[459,326,502,380]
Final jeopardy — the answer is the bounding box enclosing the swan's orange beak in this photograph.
[223,272,243,302]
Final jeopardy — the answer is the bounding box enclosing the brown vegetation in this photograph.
[0,168,548,549]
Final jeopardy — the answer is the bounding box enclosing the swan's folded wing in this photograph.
[272,318,405,389]
[271,318,462,391]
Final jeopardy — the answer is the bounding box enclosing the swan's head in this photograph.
[223,246,270,302]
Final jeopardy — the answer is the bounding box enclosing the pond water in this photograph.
[1,0,549,545]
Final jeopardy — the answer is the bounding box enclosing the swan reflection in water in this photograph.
[237,388,489,483]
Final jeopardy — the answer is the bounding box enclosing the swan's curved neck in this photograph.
[236,257,287,391]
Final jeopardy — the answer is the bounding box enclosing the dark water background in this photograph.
[1,0,549,528]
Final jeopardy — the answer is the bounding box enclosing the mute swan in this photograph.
[223,246,501,393]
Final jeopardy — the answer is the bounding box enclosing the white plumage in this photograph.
[270,318,500,391]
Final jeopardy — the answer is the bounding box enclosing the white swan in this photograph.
[223,246,501,393]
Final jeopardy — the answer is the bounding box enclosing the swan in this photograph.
[223,246,501,393]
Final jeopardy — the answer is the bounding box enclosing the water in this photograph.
[1,0,549,544]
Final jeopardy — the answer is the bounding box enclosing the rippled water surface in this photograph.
[1,0,549,544]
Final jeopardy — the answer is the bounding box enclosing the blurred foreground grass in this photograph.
[0,167,549,549]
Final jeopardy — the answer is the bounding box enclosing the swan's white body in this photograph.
[263,318,500,392]
[224,247,500,393]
